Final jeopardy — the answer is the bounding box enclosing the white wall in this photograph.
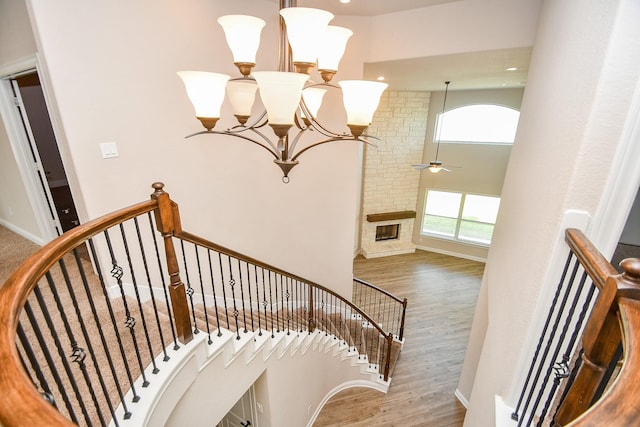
[413,87,523,261]
[24,0,369,296]
[0,0,41,241]
[461,0,640,425]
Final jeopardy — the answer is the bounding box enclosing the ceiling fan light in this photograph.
[217,15,266,65]
[252,71,309,125]
[428,166,442,173]
[338,80,388,126]
[317,26,353,73]
[280,7,334,65]
[177,71,230,119]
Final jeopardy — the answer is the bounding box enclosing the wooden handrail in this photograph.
[554,242,640,426]
[0,199,159,427]
[565,228,618,289]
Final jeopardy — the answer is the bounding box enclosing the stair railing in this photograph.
[352,278,407,341]
[510,228,640,426]
[0,182,400,427]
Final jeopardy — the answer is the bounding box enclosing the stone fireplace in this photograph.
[359,91,430,258]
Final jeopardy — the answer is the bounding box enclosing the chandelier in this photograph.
[177,0,388,183]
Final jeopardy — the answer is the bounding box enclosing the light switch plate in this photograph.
[100,142,119,159]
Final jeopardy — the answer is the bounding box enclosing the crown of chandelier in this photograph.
[177,0,388,183]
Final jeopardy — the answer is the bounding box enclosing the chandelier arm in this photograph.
[287,127,311,155]
[291,136,368,162]
[185,130,280,160]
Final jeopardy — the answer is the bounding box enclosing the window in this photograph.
[422,190,501,245]
[435,104,520,144]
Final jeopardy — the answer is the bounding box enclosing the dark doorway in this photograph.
[12,72,79,234]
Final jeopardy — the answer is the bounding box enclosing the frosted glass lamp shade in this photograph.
[177,71,230,126]
[227,80,258,118]
[279,7,334,65]
[301,87,327,119]
[338,80,388,126]
[217,15,265,65]
[317,26,353,72]
[252,72,309,126]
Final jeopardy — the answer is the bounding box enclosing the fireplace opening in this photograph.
[376,224,400,241]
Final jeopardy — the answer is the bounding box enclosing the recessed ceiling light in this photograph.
[506,67,518,71]
[377,76,385,81]
[340,0,351,4]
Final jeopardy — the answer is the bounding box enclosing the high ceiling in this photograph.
[269,0,532,91]
[289,0,460,16]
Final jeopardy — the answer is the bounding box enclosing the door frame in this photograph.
[0,55,76,243]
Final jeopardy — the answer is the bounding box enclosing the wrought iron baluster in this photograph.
[254,265,263,336]
[23,299,78,423]
[120,222,159,376]
[534,271,594,426]
[147,213,179,350]
[104,229,150,388]
[179,240,198,335]
[512,252,575,422]
[134,216,170,362]
[245,262,255,333]
[194,245,212,344]
[53,259,111,427]
[263,268,273,338]
[31,288,90,425]
[285,277,292,335]
[226,256,241,340]
[518,254,581,426]
[89,237,140,403]
[17,323,56,409]
[71,246,131,422]
[207,249,222,337]
[237,259,249,334]
[218,252,231,332]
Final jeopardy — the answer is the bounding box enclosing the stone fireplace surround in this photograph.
[359,91,430,258]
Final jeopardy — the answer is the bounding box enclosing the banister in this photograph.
[565,228,618,289]
[555,258,640,426]
[0,198,159,427]
[353,277,405,304]
[175,230,390,343]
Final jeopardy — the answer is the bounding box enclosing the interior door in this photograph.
[216,386,257,427]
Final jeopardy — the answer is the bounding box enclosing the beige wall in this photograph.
[462,0,640,424]
[0,0,41,242]
[24,0,369,296]
[413,87,524,261]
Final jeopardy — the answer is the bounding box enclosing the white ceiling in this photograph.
[269,0,532,91]
[275,0,459,16]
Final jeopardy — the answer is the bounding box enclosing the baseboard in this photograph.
[455,388,470,408]
[0,219,45,246]
[415,245,487,263]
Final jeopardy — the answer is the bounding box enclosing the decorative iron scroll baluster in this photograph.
[135,216,170,362]
[179,240,199,335]
[227,256,241,340]
[70,247,130,423]
[22,299,79,424]
[512,252,575,423]
[194,245,212,344]
[148,211,179,352]
[207,250,222,337]
[31,288,90,425]
[218,253,231,332]
[237,259,249,334]
[17,323,55,409]
[88,238,140,405]
[285,278,292,335]
[120,222,159,377]
[104,229,150,389]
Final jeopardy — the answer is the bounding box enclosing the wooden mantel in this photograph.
[366,210,417,222]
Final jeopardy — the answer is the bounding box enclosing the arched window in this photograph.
[435,104,520,144]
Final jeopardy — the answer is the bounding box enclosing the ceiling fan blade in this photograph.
[411,164,429,170]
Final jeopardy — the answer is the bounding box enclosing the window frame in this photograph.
[434,103,521,146]
[421,189,500,246]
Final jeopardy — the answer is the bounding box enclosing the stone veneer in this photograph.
[359,91,430,258]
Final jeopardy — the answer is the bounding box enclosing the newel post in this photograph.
[151,182,193,345]
[554,258,640,426]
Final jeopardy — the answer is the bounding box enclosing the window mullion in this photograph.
[454,193,465,239]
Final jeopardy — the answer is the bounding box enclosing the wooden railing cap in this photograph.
[620,258,640,280]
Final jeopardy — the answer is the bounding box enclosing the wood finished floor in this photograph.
[313,250,485,427]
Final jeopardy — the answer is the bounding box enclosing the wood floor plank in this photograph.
[313,250,484,427]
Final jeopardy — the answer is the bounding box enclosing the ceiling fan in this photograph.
[413,80,452,174]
